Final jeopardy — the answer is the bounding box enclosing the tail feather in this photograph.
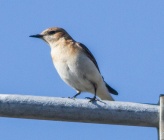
[105,82,118,95]
[96,82,115,101]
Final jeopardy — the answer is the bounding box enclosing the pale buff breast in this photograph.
[50,40,81,81]
[51,40,79,63]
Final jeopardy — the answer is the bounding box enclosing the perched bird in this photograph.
[30,27,118,101]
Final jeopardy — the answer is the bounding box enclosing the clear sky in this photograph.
[0,1,163,140]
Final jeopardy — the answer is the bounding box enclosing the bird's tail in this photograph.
[96,81,118,101]
[96,82,115,101]
[105,82,118,95]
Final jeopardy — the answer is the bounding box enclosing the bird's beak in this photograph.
[29,34,43,38]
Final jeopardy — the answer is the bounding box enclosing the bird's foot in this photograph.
[85,96,98,102]
[69,92,81,100]
[68,96,76,100]
[70,96,76,100]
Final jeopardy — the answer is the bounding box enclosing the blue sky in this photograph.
[0,1,163,140]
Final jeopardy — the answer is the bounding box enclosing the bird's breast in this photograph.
[50,44,80,75]
[51,44,79,62]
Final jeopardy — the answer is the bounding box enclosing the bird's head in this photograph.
[30,27,73,45]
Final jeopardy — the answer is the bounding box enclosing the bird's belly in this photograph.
[53,59,94,92]
[51,48,101,93]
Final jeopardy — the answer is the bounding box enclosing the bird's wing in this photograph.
[76,42,100,73]
[76,42,118,95]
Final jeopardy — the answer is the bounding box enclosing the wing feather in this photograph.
[76,42,118,95]
[76,42,100,73]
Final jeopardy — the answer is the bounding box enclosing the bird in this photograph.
[29,27,118,101]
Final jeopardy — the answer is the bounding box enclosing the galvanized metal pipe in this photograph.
[0,94,159,127]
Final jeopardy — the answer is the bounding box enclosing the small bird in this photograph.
[30,27,118,101]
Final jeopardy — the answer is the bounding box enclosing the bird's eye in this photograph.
[48,31,56,35]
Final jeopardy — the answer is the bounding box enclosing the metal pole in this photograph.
[159,95,164,140]
[0,94,159,127]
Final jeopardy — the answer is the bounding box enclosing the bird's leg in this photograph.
[71,91,81,99]
[89,95,97,102]
[85,84,97,102]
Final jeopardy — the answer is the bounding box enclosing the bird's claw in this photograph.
[85,96,98,102]
[68,96,76,100]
